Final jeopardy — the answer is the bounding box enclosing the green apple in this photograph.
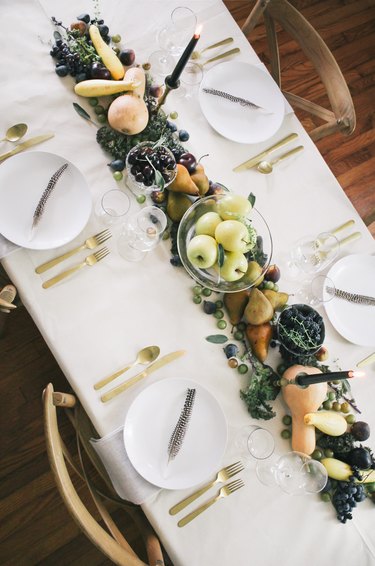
[215,220,250,252]
[219,251,248,282]
[195,212,222,237]
[187,234,218,269]
[217,194,252,220]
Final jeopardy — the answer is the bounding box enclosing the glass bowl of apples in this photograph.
[177,193,273,293]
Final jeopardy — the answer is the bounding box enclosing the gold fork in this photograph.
[177,479,244,527]
[42,247,110,289]
[169,461,244,515]
[312,231,361,266]
[35,229,112,274]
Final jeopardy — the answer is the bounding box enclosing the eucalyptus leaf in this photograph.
[154,169,165,191]
[205,334,228,344]
[73,102,91,121]
[217,243,225,268]
[248,192,256,208]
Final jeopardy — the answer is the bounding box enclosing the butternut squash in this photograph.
[281,365,327,455]
[74,78,141,97]
[107,68,148,135]
[89,25,125,80]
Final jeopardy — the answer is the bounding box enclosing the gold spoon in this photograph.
[0,123,28,143]
[257,145,304,174]
[93,345,160,390]
[191,37,234,59]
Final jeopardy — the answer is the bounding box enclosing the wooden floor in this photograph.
[0,1,374,564]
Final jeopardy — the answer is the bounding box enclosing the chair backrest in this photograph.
[43,383,164,566]
[241,0,356,141]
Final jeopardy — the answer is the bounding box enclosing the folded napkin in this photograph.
[90,426,160,505]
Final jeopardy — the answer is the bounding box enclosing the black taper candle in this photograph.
[296,370,356,386]
[168,31,200,88]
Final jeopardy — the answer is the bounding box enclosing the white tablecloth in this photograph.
[1,1,375,565]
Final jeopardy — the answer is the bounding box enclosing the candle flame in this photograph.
[194,24,202,38]
[348,370,366,378]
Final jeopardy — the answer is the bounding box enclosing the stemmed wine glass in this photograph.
[94,189,130,226]
[148,7,197,77]
[286,232,340,278]
[234,425,275,465]
[256,451,328,495]
[295,274,336,307]
[117,206,167,262]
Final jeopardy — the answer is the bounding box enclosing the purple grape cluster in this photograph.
[127,145,176,187]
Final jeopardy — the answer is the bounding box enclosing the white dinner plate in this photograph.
[0,151,92,250]
[199,62,286,143]
[324,254,375,346]
[123,378,228,489]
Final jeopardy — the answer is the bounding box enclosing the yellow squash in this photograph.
[89,25,124,80]
[74,78,141,97]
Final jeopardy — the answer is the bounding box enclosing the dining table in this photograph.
[1,0,375,565]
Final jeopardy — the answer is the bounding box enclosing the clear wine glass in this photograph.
[295,274,336,307]
[94,189,130,226]
[256,451,328,495]
[117,206,167,262]
[148,7,197,77]
[172,61,204,100]
[288,232,340,276]
[234,425,275,465]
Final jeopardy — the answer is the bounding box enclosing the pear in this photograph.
[191,163,210,196]
[262,289,289,311]
[245,322,273,362]
[223,289,250,325]
[167,191,192,222]
[168,164,199,196]
[242,260,264,287]
[244,288,274,325]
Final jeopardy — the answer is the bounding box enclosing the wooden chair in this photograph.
[241,0,356,141]
[43,383,167,566]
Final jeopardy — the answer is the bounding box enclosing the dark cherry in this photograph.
[178,152,197,173]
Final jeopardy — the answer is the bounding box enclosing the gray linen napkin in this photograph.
[90,426,160,505]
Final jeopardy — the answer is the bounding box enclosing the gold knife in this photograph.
[100,350,186,403]
[233,132,298,172]
[0,134,55,163]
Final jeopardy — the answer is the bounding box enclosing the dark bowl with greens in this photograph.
[276,304,325,357]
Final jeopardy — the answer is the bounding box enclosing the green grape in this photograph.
[94,105,106,115]
[97,114,107,124]
[237,364,248,374]
[136,194,146,204]
[169,111,178,119]
[214,310,224,319]
[264,281,274,290]
[89,97,99,106]
[332,401,341,411]
[346,414,356,424]
[234,330,244,340]
[217,320,227,330]
[323,400,333,410]
[193,285,202,295]
[113,171,123,181]
[282,415,292,426]
[111,34,121,43]
[324,449,334,458]
[215,300,223,308]
[202,288,212,296]
[327,391,336,401]
[341,402,350,413]
[311,449,323,460]
[193,295,202,304]
[237,322,246,331]
[281,429,291,439]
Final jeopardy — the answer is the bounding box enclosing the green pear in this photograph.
[244,288,274,325]
[191,163,210,196]
[167,191,192,222]
[168,164,199,196]
[262,289,289,311]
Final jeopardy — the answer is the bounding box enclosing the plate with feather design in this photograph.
[0,151,92,249]
[123,378,228,489]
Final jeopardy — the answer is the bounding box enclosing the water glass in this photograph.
[158,7,197,56]
[95,189,130,226]
[288,232,340,276]
[173,62,204,100]
[295,274,336,307]
[117,206,167,261]
[234,425,275,465]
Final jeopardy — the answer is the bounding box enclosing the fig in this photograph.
[315,346,329,362]
[264,264,281,283]
[350,421,370,441]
